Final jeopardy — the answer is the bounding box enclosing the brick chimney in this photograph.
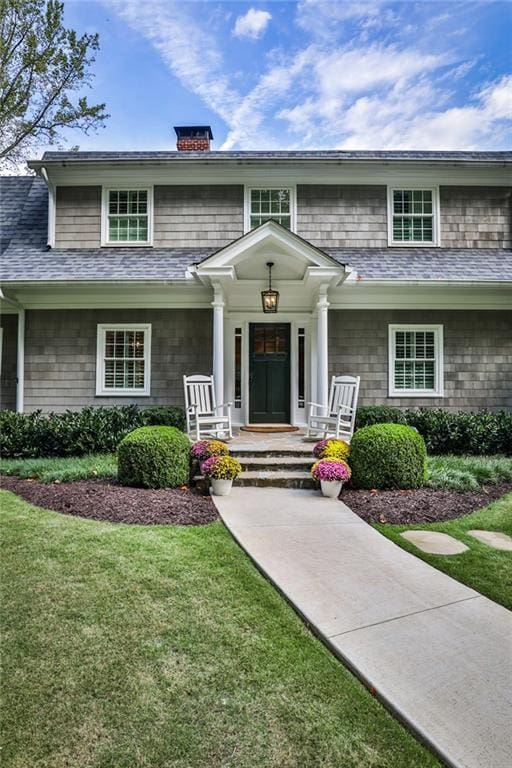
[174,125,213,151]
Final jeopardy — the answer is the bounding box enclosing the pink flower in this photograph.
[311,459,351,482]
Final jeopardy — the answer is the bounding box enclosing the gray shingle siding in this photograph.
[440,186,512,248]
[50,183,512,251]
[153,185,244,248]
[297,185,388,247]
[55,185,101,248]
[23,309,212,412]
[329,310,512,410]
[0,314,17,410]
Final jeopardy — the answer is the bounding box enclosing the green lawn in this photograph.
[376,493,512,609]
[0,453,117,483]
[0,490,439,768]
[426,454,512,490]
[3,452,511,490]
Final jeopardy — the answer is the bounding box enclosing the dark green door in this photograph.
[249,323,291,423]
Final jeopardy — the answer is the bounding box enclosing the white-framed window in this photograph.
[244,186,296,232]
[388,325,443,397]
[96,324,151,396]
[101,187,153,246]
[387,187,439,246]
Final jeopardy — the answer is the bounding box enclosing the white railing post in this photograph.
[212,285,225,405]
[316,288,329,413]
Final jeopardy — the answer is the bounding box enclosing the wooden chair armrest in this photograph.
[336,403,356,414]
[214,402,233,411]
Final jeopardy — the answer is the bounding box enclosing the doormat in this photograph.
[240,425,300,434]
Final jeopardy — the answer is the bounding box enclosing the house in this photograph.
[1,126,511,425]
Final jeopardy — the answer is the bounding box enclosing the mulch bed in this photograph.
[341,482,512,525]
[0,475,218,526]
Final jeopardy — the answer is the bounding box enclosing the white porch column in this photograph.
[16,307,25,413]
[212,285,225,404]
[316,289,329,411]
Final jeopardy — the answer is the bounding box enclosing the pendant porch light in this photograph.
[261,261,279,313]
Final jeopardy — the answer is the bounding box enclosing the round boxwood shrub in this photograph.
[350,423,427,489]
[117,426,190,488]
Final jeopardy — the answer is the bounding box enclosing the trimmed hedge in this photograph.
[117,426,190,488]
[350,423,427,489]
[355,407,511,456]
[0,405,185,459]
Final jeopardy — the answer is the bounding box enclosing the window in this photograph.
[297,327,305,409]
[102,188,153,245]
[96,324,151,396]
[389,325,443,397]
[245,187,295,231]
[234,327,242,409]
[388,187,439,245]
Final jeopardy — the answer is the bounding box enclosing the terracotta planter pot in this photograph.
[211,478,233,496]
[320,480,342,498]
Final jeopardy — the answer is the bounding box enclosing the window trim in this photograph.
[96,323,152,396]
[244,185,296,233]
[101,186,154,247]
[387,185,440,247]
[388,324,444,398]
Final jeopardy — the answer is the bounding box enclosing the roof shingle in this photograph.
[32,149,512,164]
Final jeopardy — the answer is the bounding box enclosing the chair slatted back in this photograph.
[328,376,360,419]
[184,375,216,415]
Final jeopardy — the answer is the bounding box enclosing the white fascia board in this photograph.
[42,162,512,188]
[198,220,341,271]
[329,282,512,309]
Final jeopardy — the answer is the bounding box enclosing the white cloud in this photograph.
[233,8,272,40]
[105,0,512,151]
[108,0,239,123]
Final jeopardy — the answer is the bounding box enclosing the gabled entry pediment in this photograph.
[195,220,345,282]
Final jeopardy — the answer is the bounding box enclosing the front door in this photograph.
[249,323,291,423]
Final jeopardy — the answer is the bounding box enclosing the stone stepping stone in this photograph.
[467,530,512,551]
[401,530,468,555]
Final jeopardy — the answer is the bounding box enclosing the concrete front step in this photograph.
[240,456,313,472]
[194,470,315,492]
[230,448,313,458]
[193,443,315,491]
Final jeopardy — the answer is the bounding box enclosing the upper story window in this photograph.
[388,187,439,246]
[101,188,153,246]
[245,187,295,231]
[388,324,443,397]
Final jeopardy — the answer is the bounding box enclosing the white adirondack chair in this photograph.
[306,375,360,441]
[183,374,233,441]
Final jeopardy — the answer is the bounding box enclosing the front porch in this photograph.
[194,428,316,490]
[194,220,348,427]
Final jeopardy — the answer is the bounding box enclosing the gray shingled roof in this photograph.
[325,248,512,282]
[0,175,34,254]
[1,174,511,283]
[31,150,512,164]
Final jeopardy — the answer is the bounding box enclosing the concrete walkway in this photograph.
[214,487,512,768]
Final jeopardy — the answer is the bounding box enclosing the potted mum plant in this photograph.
[190,439,229,462]
[190,439,229,480]
[311,459,351,498]
[313,438,350,462]
[201,455,242,496]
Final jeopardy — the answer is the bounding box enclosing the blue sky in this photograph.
[63,0,512,151]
